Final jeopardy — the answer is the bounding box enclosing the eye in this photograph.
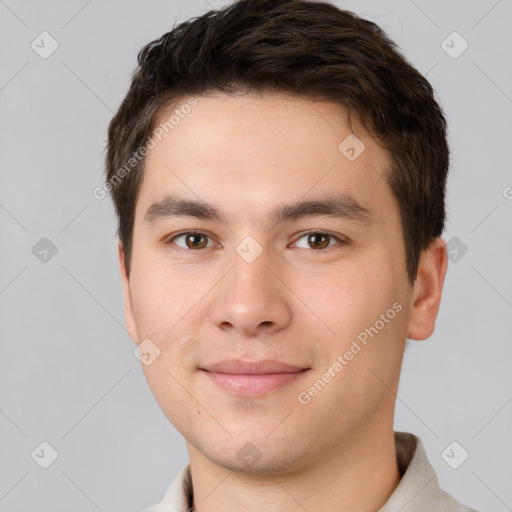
[292,232,345,250]
[168,231,216,250]
[165,231,345,252]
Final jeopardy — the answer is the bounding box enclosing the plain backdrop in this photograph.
[1,0,511,510]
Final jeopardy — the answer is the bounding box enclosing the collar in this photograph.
[146,432,476,512]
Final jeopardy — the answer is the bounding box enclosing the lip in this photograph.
[200,359,310,397]
[201,359,307,374]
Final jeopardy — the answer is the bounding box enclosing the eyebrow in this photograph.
[143,193,374,227]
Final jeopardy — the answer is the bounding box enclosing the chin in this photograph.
[191,428,310,476]
[210,447,305,477]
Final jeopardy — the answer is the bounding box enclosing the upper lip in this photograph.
[201,359,308,374]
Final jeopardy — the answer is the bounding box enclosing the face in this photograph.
[119,93,447,474]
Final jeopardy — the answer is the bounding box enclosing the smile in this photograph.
[200,369,310,397]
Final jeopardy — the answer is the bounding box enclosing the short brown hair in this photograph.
[105,0,449,285]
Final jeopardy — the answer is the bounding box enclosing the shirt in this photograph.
[144,432,478,512]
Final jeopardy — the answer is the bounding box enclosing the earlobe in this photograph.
[118,241,140,344]
[406,237,449,341]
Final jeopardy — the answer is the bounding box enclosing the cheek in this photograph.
[140,357,196,432]
[308,270,407,417]
[131,280,169,337]
[129,262,215,375]
[299,261,389,335]
[307,256,408,376]
[129,262,197,337]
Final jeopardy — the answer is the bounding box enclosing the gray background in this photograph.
[1,0,511,510]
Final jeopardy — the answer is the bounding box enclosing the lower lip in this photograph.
[202,370,309,396]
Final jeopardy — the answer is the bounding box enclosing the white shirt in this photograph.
[144,432,477,512]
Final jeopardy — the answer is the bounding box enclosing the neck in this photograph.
[187,424,400,512]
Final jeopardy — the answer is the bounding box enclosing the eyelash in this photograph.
[165,230,347,252]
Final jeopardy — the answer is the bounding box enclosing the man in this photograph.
[105,0,477,510]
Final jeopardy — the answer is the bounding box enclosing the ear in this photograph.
[118,241,140,344]
[406,237,449,341]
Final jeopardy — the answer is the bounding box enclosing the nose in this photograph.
[210,246,293,337]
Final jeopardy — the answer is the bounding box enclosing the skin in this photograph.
[118,93,448,512]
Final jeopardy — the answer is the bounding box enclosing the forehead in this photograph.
[136,93,395,226]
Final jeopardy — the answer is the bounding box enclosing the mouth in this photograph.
[199,359,310,397]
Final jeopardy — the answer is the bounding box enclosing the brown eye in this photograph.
[169,232,214,250]
[292,232,345,251]
[307,233,330,249]
[185,233,209,249]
